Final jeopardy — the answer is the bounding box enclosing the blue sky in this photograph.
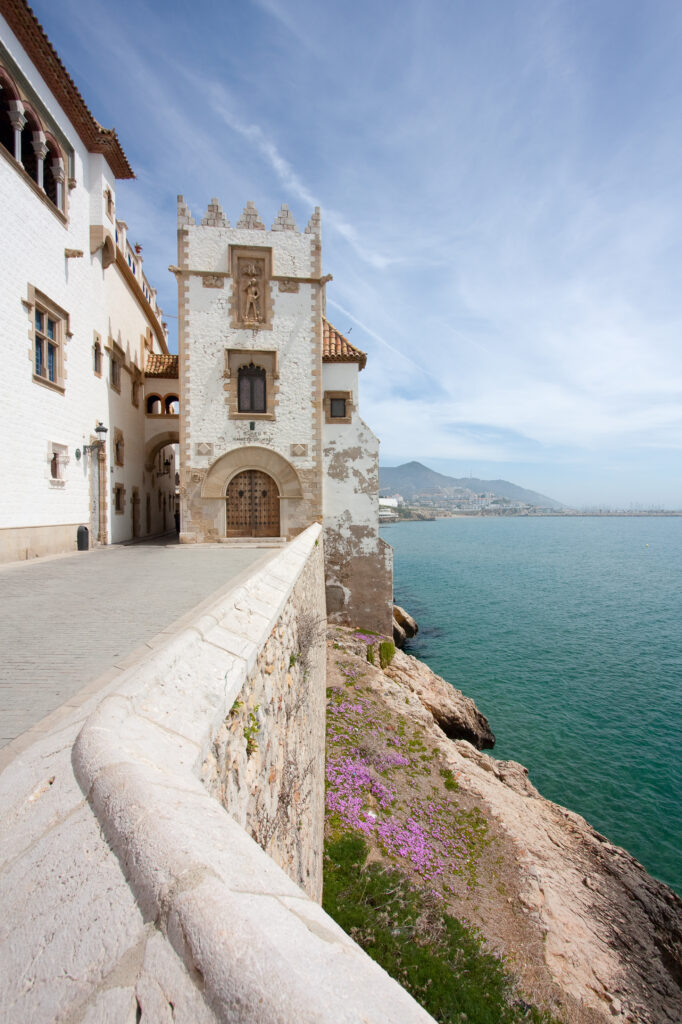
[32,0,682,508]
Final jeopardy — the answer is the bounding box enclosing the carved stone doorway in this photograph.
[226,470,280,537]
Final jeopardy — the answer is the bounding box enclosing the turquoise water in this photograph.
[383,516,682,895]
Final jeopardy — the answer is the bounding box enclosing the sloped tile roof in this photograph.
[145,353,178,378]
[322,317,367,371]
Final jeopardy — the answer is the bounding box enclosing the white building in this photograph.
[0,0,177,562]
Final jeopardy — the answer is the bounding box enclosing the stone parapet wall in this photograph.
[0,524,431,1023]
[200,537,327,899]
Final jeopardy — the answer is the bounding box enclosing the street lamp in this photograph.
[75,422,108,460]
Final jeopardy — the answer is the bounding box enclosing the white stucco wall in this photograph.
[0,13,172,559]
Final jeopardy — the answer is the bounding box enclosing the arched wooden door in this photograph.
[226,470,280,537]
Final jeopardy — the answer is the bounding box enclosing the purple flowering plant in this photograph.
[326,673,489,892]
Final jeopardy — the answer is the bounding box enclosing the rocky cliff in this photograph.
[325,627,682,1024]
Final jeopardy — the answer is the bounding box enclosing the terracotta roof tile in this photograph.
[322,317,367,370]
[145,353,178,378]
[1,0,134,179]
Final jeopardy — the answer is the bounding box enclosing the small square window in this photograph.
[324,390,352,424]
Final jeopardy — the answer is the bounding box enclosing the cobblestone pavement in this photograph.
[0,539,274,749]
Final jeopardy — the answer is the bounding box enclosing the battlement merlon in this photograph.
[174,197,324,280]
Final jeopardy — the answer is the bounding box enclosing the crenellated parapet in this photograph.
[176,196,321,238]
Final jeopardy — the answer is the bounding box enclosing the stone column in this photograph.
[7,100,26,162]
[51,156,65,209]
[97,448,108,544]
[31,131,47,189]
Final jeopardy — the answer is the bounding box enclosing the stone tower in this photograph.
[174,197,392,634]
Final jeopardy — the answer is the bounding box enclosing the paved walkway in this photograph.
[0,539,275,751]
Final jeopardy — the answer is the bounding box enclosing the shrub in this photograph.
[323,834,560,1024]
[379,640,396,669]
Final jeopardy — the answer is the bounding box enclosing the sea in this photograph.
[382,515,682,896]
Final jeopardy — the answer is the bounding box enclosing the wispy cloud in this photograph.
[33,0,682,505]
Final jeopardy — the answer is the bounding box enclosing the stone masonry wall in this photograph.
[201,535,326,899]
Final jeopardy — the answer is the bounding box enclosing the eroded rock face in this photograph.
[384,648,496,749]
[328,626,682,1024]
[393,604,419,648]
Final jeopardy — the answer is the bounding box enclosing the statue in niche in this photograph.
[243,277,261,322]
[239,260,264,324]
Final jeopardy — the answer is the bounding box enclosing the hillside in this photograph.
[380,461,564,509]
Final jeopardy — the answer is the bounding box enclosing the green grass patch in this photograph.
[323,834,561,1024]
[440,767,459,791]
[379,639,396,668]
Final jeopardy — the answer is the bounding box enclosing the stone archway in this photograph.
[226,470,280,537]
[201,446,303,501]
[201,446,304,541]
[145,431,179,471]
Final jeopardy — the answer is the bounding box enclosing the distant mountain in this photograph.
[379,461,565,510]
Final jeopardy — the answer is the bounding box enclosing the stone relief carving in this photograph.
[278,279,299,293]
[195,442,214,457]
[202,275,224,288]
[290,443,308,457]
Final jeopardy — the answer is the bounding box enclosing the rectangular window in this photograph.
[330,398,346,418]
[93,333,102,376]
[110,356,121,391]
[48,442,68,484]
[324,390,353,424]
[114,484,125,513]
[238,365,267,412]
[114,429,124,466]
[31,290,66,392]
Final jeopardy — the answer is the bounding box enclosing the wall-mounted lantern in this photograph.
[75,422,108,461]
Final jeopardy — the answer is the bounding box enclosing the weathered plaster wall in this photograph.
[0,526,430,1022]
[322,361,393,635]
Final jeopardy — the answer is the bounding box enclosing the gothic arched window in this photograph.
[238,363,266,413]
